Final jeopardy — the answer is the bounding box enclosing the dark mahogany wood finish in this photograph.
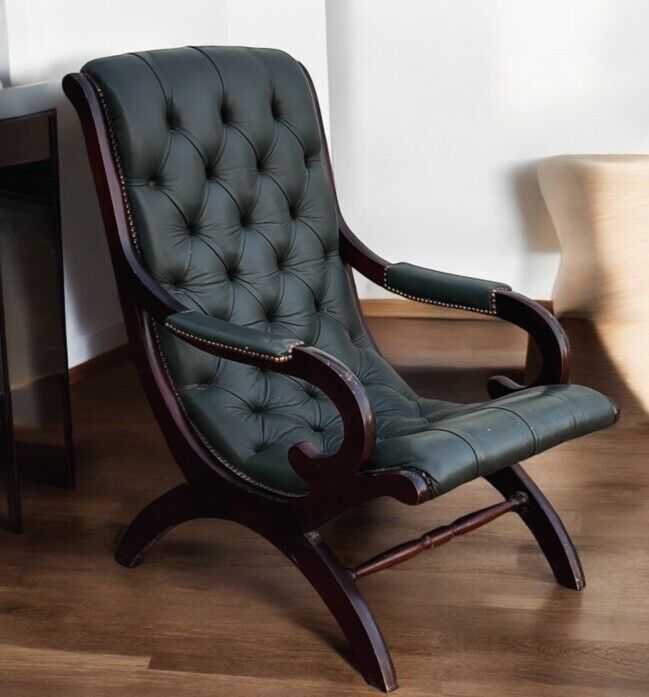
[351,492,528,581]
[486,464,586,590]
[63,64,588,692]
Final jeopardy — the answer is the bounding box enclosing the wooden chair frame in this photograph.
[63,66,613,692]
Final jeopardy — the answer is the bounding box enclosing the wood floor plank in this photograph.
[0,319,647,695]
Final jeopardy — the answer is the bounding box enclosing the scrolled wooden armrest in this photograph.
[487,289,571,397]
[340,226,571,397]
[281,346,376,490]
[162,315,377,491]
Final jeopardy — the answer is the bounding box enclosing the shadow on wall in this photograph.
[508,160,560,255]
[50,59,126,367]
[0,0,9,86]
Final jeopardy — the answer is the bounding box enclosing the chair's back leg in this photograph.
[486,463,585,590]
[116,483,207,568]
[274,529,397,692]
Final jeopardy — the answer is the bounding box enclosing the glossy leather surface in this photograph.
[242,384,616,495]
[385,262,511,314]
[165,310,302,361]
[83,47,617,498]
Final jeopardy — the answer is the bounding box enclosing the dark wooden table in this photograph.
[0,106,74,532]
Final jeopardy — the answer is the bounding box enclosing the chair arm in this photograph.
[382,267,569,393]
[384,262,511,315]
[486,289,571,397]
[163,311,377,492]
[339,229,571,395]
[164,311,304,364]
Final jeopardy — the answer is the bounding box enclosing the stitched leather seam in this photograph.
[264,121,281,165]
[233,271,271,318]
[383,266,508,315]
[299,212,329,253]
[208,172,246,220]
[424,426,481,478]
[265,169,293,211]
[224,119,262,162]
[152,322,303,498]
[276,115,308,157]
[191,46,227,95]
[294,142,312,210]
[244,48,309,156]
[174,125,210,171]
[164,321,303,363]
[157,185,191,231]
[477,405,539,454]
[132,52,171,106]
[551,389,586,436]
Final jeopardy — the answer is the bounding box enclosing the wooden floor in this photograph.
[1,318,648,696]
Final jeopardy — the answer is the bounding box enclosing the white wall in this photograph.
[326,0,649,299]
[227,0,330,139]
[3,0,649,365]
[0,1,9,85]
[2,0,230,366]
[1,0,328,366]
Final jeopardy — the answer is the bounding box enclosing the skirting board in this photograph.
[360,297,552,319]
[68,342,131,385]
[67,299,552,384]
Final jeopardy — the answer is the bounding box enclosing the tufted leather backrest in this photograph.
[83,47,431,495]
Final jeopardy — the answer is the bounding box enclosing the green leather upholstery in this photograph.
[222,383,616,496]
[385,262,511,314]
[83,47,617,498]
[165,310,303,363]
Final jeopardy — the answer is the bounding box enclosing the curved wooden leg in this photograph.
[275,529,397,692]
[486,463,585,590]
[116,483,207,568]
[116,492,396,690]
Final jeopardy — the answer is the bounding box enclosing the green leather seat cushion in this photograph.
[240,384,616,496]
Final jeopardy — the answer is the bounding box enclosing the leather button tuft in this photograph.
[220,104,230,123]
[147,178,157,188]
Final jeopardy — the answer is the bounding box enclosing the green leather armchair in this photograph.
[63,47,618,692]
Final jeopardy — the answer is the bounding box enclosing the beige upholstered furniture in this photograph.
[538,155,649,410]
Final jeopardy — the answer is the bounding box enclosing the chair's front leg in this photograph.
[272,529,398,692]
[115,487,396,690]
[486,464,585,590]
